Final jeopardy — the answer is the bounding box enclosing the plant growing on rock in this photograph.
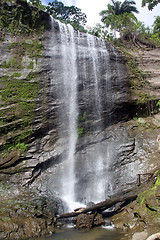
[156,100,160,111]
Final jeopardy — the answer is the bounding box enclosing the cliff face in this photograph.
[0,19,130,188]
[0,2,160,239]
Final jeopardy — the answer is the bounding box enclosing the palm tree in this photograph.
[100,0,139,22]
[142,0,160,10]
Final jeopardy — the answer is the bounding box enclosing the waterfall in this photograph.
[58,23,78,207]
[49,19,80,210]
[48,18,128,210]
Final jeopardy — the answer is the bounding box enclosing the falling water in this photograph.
[48,19,80,210]
[85,34,105,202]
[58,23,78,206]
[48,18,128,210]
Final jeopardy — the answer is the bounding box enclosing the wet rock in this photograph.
[76,213,105,229]
[94,213,105,226]
[76,214,95,229]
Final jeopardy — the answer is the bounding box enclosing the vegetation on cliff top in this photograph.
[0,0,50,36]
[89,0,160,48]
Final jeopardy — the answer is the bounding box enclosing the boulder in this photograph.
[76,214,95,229]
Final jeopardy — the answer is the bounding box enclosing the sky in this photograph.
[42,0,160,27]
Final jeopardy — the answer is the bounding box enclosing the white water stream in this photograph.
[48,18,125,210]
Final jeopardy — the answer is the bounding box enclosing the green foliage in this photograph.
[136,93,154,106]
[0,37,42,156]
[15,142,28,153]
[98,1,160,47]
[28,0,46,10]
[46,0,87,32]
[104,12,138,37]
[79,112,86,122]
[27,61,34,69]
[137,117,146,126]
[2,57,23,69]
[137,174,160,220]
[126,55,149,90]
[78,127,84,137]
[136,117,151,129]
[149,33,160,46]
[156,100,160,111]
[78,112,87,137]
[1,75,39,120]
[100,0,139,22]
[0,0,87,33]
[0,0,46,35]
[153,16,160,34]
[8,40,44,58]
[142,0,160,10]
[88,23,112,40]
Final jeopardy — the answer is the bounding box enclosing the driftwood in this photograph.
[58,171,157,219]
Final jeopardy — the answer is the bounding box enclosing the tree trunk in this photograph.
[57,171,156,219]
[57,192,137,219]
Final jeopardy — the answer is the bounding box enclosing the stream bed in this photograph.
[31,227,124,240]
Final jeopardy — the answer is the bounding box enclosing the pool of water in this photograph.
[31,226,124,240]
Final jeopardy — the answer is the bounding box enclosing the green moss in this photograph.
[12,72,22,78]
[2,57,23,69]
[78,127,84,137]
[136,93,153,104]
[0,5,45,158]
[1,77,39,103]
[0,217,10,221]
[79,111,86,122]
[78,112,87,137]
[157,100,160,111]
[0,67,40,156]
[8,40,44,58]
[121,48,151,90]
[28,60,34,69]
[153,177,160,188]
[137,175,160,221]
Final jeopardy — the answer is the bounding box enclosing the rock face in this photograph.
[0,17,159,195]
[130,48,160,95]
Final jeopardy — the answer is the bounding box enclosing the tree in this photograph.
[100,0,139,22]
[153,16,160,33]
[46,0,87,31]
[27,0,46,10]
[87,23,110,39]
[142,0,160,10]
[99,0,139,39]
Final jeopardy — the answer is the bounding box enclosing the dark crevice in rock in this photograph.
[146,203,157,212]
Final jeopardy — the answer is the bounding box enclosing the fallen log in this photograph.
[57,166,160,219]
[57,192,137,219]
[58,169,158,219]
